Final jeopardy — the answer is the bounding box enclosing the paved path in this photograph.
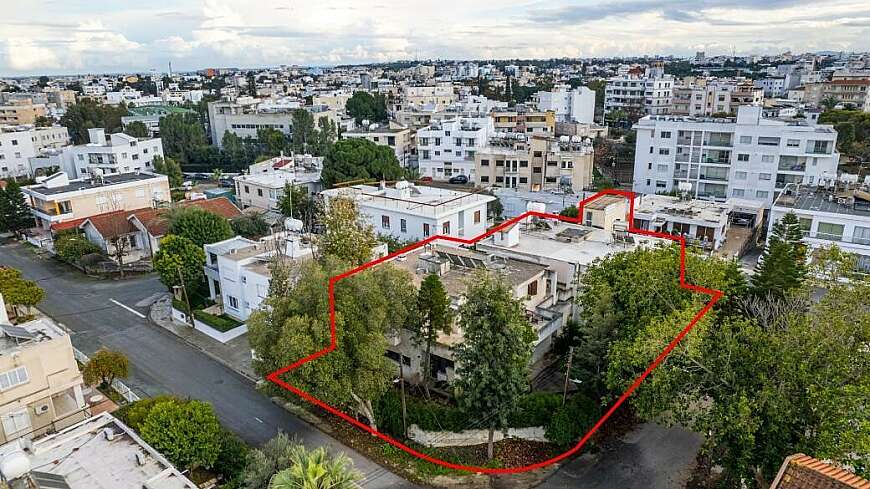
[0,243,414,489]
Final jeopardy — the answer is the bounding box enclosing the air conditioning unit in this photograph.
[35,403,50,415]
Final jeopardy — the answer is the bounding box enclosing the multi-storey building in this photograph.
[0,126,70,178]
[604,74,675,116]
[632,105,840,206]
[234,155,322,211]
[342,122,413,167]
[59,128,163,178]
[207,98,338,147]
[672,79,764,116]
[769,182,870,273]
[0,310,87,445]
[802,78,870,112]
[0,100,47,126]
[417,117,492,180]
[474,134,594,192]
[535,86,596,123]
[492,108,555,136]
[22,171,170,230]
[403,85,457,110]
[320,181,495,242]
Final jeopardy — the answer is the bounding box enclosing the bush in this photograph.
[115,395,182,431]
[509,392,563,428]
[214,429,249,482]
[139,398,224,470]
[545,394,599,446]
[54,232,101,263]
[193,309,243,332]
[231,213,270,239]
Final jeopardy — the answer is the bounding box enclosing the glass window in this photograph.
[817,222,844,241]
[732,189,744,197]
[738,153,749,162]
[739,135,752,144]
[853,226,870,245]
[759,173,772,180]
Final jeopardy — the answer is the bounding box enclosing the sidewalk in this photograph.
[148,294,259,382]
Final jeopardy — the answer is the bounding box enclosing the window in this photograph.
[732,188,745,197]
[853,226,870,245]
[442,221,450,234]
[495,160,504,167]
[817,222,844,241]
[480,159,490,166]
[758,136,780,146]
[533,151,542,157]
[755,190,769,199]
[519,160,528,168]
[227,296,239,309]
[735,171,747,180]
[656,180,667,189]
[761,155,775,163]
[519,177,528,183]
[474,210,481,224]
[660,131,671,138]
[759,173,772,180]
[480,175,490,183]
[658,148,670,155]
[244,185,250,194]
[787,139,800,147]
[400,219,407,233]
[0,367,29,391]
[526,280,538,296]
[737,153,749,162]
[10,140,17,146]
[381,215,390,229]
[657,164,668,172]
[1,409,30,437]
[423,223,430,237]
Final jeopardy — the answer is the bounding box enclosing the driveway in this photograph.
[0,243,414,489]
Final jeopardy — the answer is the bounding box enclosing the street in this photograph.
[0,242,414,489]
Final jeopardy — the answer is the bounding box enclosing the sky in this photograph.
[1,0,869,77]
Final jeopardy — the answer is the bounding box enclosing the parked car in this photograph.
[418,176,433,182]
[449,174,469,184]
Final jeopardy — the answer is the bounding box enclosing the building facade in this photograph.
[342,122,413,167]
[61,128,164,178]
[535,86,596,123]
[474,135,594,192]
[0,126,70,178]
[417,117,493,180]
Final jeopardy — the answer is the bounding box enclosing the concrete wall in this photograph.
[408,424,546,447]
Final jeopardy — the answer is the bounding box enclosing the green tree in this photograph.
[312,118,338,157]
[167,207,234,247]
[0,180,34,235]
[159,113,208,163]
[211,168,224,182]
[268,446,361,489]
[34,115,53,127]
[0,267,45,314]
[820,95,840,111]
[277,183,317,231]
[318,197,377,266]
[559,205,579,218]
[751,212,806,297]
[152,155,184,189]
[321,139,405,188]
[124,121,150,138]
[241,433,298,489]
[59,99,129,144]
[54,231,101,262]
[345,91,388,124]
[153,235,206,290]
[139,399,224,471]
[82,349,129,389]
[247,258,416,432]
[290,109,316,155]
[412,274,452,397]
[454,271,536,459]
[257,127,289,157]
[231,213,271,239]
[811,243,857,283]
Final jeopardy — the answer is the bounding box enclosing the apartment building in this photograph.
[492,108,555,136]
[0,100,47,126]
[604,74,675,116]
[207,98,338,147]
[0,310,87,445]
[343,122,413,167]
[474,134,594,192]
[320,181,495,242]
[204,232,314,321]
[0,126,70,178]
[22,171,170,230]
[234,154,322,211]
[672,80,764,117]
[417,117,493,180]
[802,78,870,112]
[535,86,596,123]
[61,128,164,178]
[632,105,840,206]
[403,85,457,110]
[770,182,870,273]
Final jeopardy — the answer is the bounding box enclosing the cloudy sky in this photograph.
[1,0,868,76]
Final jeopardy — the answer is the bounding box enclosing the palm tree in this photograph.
[268,446,361,489]
[211,168,224,183]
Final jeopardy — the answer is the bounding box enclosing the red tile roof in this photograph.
[772,454,870,489]
[81,211,138,239]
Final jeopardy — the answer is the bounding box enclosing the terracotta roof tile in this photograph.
[81,210,138,239]
[772,454,870,489]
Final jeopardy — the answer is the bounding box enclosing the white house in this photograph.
[0,126,70,178]
[632,105,840,206]
[235,155,322,211]
[536,86,596,123]
[61,128,164,179]
[320,181,495,243]
[770,182,870,273]
[417,117,493,180]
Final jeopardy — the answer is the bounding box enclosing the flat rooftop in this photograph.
[634,194,730,223]
[773,185,870,218]
[26,172,165,197]
[0,413,196,489]
[323,182,494,218]
[0,317,66,355]
[235,169,321,188]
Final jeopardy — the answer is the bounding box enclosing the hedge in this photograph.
[54,232,101,263]
[192,309,243,332]
[544,393,599,447]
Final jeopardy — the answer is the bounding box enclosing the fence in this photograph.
[73,348,141,403]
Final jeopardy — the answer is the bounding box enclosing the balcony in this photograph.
[703,134,733,147]
[31,206,74,223]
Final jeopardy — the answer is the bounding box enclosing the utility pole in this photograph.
[399,360,408,438]
[562,346,575,406]
[177,266,193,327]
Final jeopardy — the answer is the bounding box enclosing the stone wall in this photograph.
[408,424,546,447]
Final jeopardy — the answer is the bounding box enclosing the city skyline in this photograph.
[2,0,869,77]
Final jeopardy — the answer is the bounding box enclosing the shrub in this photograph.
[139,398,224,470]
[214,429,249,482]
[231,213,270,239]
[509,392,563,428]
[545,394,599,446]
[54,232,101,263]
[193,309,243,332]
[115,395,182,431]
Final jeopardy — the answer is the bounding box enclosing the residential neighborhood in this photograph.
[0,2,868,489]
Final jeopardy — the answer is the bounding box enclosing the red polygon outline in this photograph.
[266,189,723,474]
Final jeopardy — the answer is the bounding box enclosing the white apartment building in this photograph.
[403,85,457,110]
[770,183,870,273]
[342,122,413,167]
[632,105,840,206]
[417,117,493,180]
[61,128,164,179]
[535,86,596,123]
[0,126,70,178]
[204,231,315,321]
[604,74,675,116]
[672,80,764,117]
[320,181,495,242]
[234,155,322,211]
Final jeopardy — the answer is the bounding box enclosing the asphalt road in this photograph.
[0,242,414,489]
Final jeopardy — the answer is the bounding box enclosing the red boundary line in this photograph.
[266,189,723,474]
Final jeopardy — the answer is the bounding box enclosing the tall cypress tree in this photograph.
[0,181,34,236]
[412,274,452,397]
[751,212,806,297]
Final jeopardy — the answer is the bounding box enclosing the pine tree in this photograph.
[412,274,452,397]
[0,181,34,236]
[751,212,806,296]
